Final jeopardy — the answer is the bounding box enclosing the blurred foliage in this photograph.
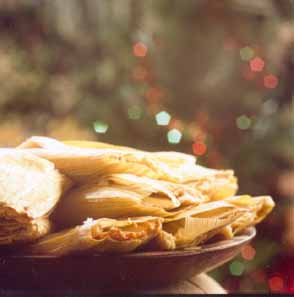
[0,0,293,293]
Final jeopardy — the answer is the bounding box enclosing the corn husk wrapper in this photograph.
[52,172,206,228]
[63,139,237,199]
[162,200,247,248]
[0,216,51,245]
[198,195,275,241]
[142,230,176,251]
[18,137,238,202]
[17,137,197,183]
[97,174,206,208]
[26,216,162,256]
[51,184,169,228]
[183,165,238,200]
[224,195,275,235]
[64,140,197,168]
[15,149,182,184]
[0,151,68,245]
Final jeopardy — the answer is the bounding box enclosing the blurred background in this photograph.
[0,0,293,293]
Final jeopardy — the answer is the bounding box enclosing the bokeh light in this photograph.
[155,110,171,126]
[167,128,182,144]
[192,142,207,156]
[133,42,148,57]
[249,57,265,72]
[229,261,245,276]
[93,121,108,133]
[241,244,256,260]
[240,46,255,61]
[264,74,279,89]
[268,275,285,292]
[236,115,252,130]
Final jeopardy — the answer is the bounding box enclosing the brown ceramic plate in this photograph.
[0,227,255,292]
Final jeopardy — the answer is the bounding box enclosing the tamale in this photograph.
[51,184,169,227]
[0,217,50,245]
[224,195,275,235]
[182,165,238,200]
[51,173,205,228]
[162,200,246,248]
[143,230,176,251]
[0,151,68,245]
[26,216,162,256]
[64,140,197,167]
[16,146,182,183]
[97,173,205,208]
[17,137,200,183]
[18,137,238,201]
[196,195,275,241]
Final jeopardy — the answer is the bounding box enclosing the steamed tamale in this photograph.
[51,173,206,228]
[17,136,195,183]
[0,151,69,245]
[161,195,275,248]
[52,174,204,226]
[18,137,238,201]
[63,139,238,199]
[9,136,275,254]
[223,195,275,236]
[26,216,162,256]
[162,200,246,248]
[181,165,238,200]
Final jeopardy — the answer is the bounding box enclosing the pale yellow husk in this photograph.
[0,151,70,245]
[26,216,162,256]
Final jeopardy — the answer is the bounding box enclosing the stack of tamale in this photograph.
[0,136,274,256]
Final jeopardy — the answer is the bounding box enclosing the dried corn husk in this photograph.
[0,217,51,245]
[97,173,206,208]
[15,148,182,183]
[17,137,198,183]
[64,140,197,167]
[162,200,246,248]
[0,151,70,245]
[224,195,275,234]
[51,173,206,228]
[26,216,162,256]
[18,137,238,201]
[51,184,169,227]
[183,165,238,200]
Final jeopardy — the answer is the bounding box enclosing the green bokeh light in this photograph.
[155,111,171,126]
[229,261,245,276]
[93,121,108,133]
[240,46,255,61]
[236,115,252,130]
[167,128,182,144]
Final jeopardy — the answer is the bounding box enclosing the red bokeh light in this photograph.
[264,74,279,89]
[268,275,285,292]
[133,42,148,57]
[249,57,265,72]
[192,142,207,156]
